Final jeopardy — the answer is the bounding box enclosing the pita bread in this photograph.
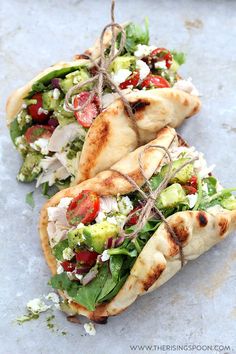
[39,126,236,322]
[77,88,200,183]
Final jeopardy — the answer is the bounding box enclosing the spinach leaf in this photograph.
[149,174,163,191]
[9,118,28,144]
[98,274,128,303]
[73,264,109,311]
[171,51,186,65]
[50,272,80,298]
[109,255,123,281]
[116,19,149,54]
[25,191,35,208]
[52,239,69,261]
[203,176,217,196]
[96,274,117,303]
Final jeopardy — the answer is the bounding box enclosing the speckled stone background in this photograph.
[0,1,236,353]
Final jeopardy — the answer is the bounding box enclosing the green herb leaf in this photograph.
[109,255,124,281]
[99,274,128,303]
[52,239,69,261]
[171,51,186,65]
[25,191,35,208]
[203,176,217,196]
[149,174,163,191]
[50,272,80,298]
[121,19,150,54]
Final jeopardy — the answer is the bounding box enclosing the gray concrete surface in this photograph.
[0,1,235,353]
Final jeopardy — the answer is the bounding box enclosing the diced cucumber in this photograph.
[17,152,42,182]
[83,221,119,253]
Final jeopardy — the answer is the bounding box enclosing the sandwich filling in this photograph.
[47,141,236,311]
[10,21,198,193]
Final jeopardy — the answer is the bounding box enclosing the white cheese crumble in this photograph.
[118,196,133,215]
[136,59,150,81]
[38,107,49,115]
[134,44,156,58]
[187,193,198,208]
[62,247,74,260]
[21,103,27,109]
[30,138,49,155]
[27,298,50,314]
[57,264,64,274]
[99,196,119,213]
[45,292,60,304]
[53,88,61,100]
[15,136,28,153]
[76,222,85,229]
[84,322,96,336]
[17,173,26,182]
[154,60,167,69]
[112,69,132,84]
[173,77,200,96]
[101,250,110,262]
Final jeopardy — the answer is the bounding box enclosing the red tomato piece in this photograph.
[74,92,99,128]
[66,190,100,226]
[150,48,173,69]
[76,250,98,266]
[61,261,76,272]
[27,93,50,122]
[141,74,170,89]
[182,185,197,195]
[126,206,142,226]
[24,125,54,144]
[119,71,140,90]
[189,175,198,189]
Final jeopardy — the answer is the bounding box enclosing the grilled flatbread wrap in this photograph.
[39,126,236,322]
[6,20,200,192]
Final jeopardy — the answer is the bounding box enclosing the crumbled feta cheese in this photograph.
[112,69,132,85]
[75,274,83,281]
[15,136,28,153]
[173,77,200,96]
[30,138,49,155]
[45,292,60,304]
[118,196,133,215]
[101,250,110,262]
[95,211,106,223]
[154,60,167,69]
[27,298,50,314]
[58,197,73,208]
[17,173,26,182]
[106,216,118,225]
[38,107,49,115]
[22,103,27,109]
[187,193,198,208]
[76,222,85,229]
[84,322,96,336]
[136,59,150,80]
[134,44,156,58]
[62,247,74,260]
[53,88,60,100]
[57,264,64,274]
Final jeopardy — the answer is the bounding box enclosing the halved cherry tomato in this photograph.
[182,185,197,195]
[126,206,142,226]
[74,92,99,128]
[76,250,98,266]
[189,175,198,189]
[24,125,54,144]
[150,48,173,69]
[119,71,140,90]
[66,190,100,226]
[141,74,170,89]
[27,93,50,122]
[61,261,76,272]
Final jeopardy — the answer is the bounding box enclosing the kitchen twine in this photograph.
[64,0,140,143]
[64,0,198,267]
[111,147,198,267]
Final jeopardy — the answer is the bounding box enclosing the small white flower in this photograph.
[84,322,96,336]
